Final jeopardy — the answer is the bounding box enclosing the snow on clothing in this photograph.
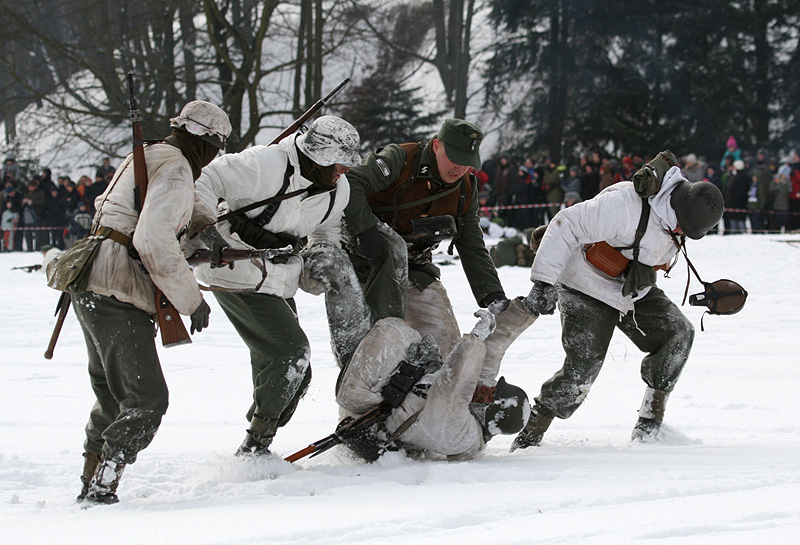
[336,320,485,460]
[83,144,209,316]
[191,136,349,436]
[193,136,349,297]
[531,166,686,315]
[66,141,210,467]
[527,166,694,424]
[344,141,504,357]
[336,299,536,460]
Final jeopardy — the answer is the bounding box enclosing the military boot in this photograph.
[631,387,669,441]
[235,411,279,457]
[83,458,125,506]
[510,407,554,451]
[76,451,102,502]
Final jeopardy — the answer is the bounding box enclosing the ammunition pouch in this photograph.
[226,213,303,263]
[381,360,427,408]
[584,241,629,277]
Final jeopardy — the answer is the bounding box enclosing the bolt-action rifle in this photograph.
[268,78,350,146]
[12,264,42,272]
[185,245,293,267]
[128,72,192,348]
[284,405,392,463]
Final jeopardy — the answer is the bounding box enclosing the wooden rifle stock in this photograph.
[127,72,191,348]
[284,405,390,463]
[44,292,71,359]
[268,78,350,146]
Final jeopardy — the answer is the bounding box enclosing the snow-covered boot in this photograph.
[631,387,669,441]
[83,458,125,506]
[235,411,279,457]
[76,451,102,502]
[510,406,553,451]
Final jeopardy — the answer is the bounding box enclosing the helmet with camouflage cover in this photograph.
[478,377,531,436]
[170,101,232,150]
[296,115,361,168]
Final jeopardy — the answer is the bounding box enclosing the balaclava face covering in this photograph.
[165,128,220,180]
[296,143,337,191]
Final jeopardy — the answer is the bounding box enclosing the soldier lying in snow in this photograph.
[299,242,537,461]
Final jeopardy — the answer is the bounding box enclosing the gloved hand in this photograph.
[470,309,497,341]
[482,291,510,315]
[523,281,558,315]
[190,298,211,334]
[199,226,230,269]
[353,225,389,267]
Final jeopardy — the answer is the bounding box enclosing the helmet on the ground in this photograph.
[170,101,232,150]
[480,377,531,436]
[670,181,724,239]
[296,116,361,168]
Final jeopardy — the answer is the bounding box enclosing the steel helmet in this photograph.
[170,101,232,150]
[670,181,724,239]
[296,115,361,168]
[480,377,531,436]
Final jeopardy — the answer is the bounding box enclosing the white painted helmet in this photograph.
[296,115,361,168]
[170,101,232,150]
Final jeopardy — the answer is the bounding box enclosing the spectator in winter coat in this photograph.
[720,135,742,170]
[512,165,724,449]
[1,153,20,184]
[191,115,361,458]
[43,187,67,249]
[725,160,750,234]
[748,149,773,233]
[561,165,582,207]
[95,157,115,181]
[67,200,92,245]
[1,200,19,251]
[681,153,705,183]
[789,151,800,231]
[772,165,791,233]
[543,157,566,222]
[46,100,231,506]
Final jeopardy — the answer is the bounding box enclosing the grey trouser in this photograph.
[72,292,167,464]
[405,280,461,359]
[213,291,311,427]
[536,285,694,419]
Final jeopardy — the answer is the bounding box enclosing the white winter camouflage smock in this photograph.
[83,144,210,315]
[193,136,349,297]
[532,166,686,314]
[337,318,488,460]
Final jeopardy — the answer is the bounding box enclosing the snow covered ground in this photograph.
[2,234,799,544]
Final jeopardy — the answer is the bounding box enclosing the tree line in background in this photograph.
[1,0,799,175]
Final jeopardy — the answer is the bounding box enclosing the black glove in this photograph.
[199,226,230,269]
[354,225,389,267]
[482,291,510,315]
[523,281,558,315]
[190,298,211,334]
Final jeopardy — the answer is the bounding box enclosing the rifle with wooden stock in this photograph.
[128,72,192,348]
[267,78,349,146]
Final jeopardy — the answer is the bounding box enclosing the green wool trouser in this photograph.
[536,285,694,420]
[213,291,311,427]
[72,292,167,464]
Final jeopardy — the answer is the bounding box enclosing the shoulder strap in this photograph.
[625,197,651,298]
[370,182,461,213]
[217,163,301,223]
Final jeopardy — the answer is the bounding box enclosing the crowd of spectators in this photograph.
[1,154,114,252]
[475,137,800,237]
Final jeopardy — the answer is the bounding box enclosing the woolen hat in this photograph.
[670,181,724,240]
[436,119,483,168]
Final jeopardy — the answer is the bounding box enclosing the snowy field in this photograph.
[2,234,799,544]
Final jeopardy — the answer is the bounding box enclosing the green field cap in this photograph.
[437,119,483,168]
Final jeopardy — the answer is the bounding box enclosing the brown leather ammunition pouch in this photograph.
[584,241,630,277]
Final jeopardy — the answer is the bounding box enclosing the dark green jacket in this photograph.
[345,142,504,305]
